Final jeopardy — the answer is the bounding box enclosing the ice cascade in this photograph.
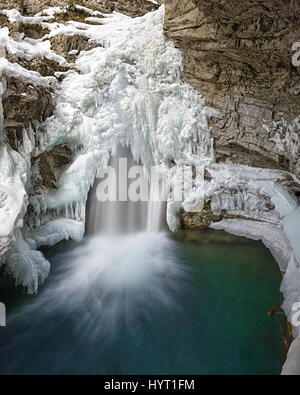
[0,6,213,292]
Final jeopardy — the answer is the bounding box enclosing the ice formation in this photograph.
[0,5,213,292]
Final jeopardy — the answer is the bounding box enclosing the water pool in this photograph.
[0,229,284,375]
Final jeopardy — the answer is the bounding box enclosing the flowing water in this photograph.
[0,150,284,375]
[87,146,166,235]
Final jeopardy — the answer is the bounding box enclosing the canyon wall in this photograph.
[162,0,300,174]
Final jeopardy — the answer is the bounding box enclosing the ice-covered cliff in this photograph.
[0,4,214,292]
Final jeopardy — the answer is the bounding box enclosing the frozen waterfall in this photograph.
[0,6,213,292]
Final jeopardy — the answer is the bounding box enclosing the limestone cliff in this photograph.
[162,0,300,174]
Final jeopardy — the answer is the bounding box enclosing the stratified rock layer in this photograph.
[163,0,300,173]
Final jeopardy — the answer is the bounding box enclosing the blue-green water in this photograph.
[0,230,284,375]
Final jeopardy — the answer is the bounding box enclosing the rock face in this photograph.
[0,0,158,18]
[162,0,300,174]
[50,34,100,63]
[31,145,73,190]
[1,74,73,225]
[2,75,54,151]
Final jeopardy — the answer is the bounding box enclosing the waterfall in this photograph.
[147,173,167,233]
[49,147,183,338]
[87,146,165,235]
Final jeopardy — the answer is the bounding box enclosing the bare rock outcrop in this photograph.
[162,0,300,174]
[32,145,73,190]
[50,34,100,63]
[1,75,54,151]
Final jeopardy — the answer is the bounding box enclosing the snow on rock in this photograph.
[2,9,54,25]
[0,82,50,292]
[0,84,27,253]
[0,58,56,88]
[0,26,69,67]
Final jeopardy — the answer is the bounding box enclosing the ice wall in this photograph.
[0,6,213,292]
